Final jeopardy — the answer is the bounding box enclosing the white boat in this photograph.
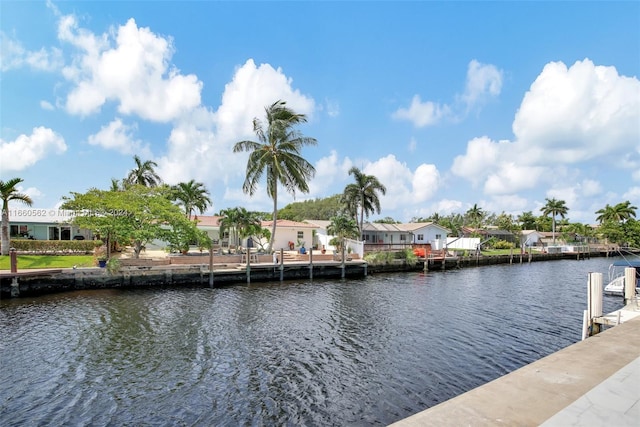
[604,259,640,296]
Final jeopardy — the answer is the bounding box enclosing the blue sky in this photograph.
[1,1,639,224]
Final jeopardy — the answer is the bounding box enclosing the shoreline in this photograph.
[0,251,614,299]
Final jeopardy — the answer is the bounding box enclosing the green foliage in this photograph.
[492,240,515,249]
[278,195,343,221]
[363,249,416,265]
[373,216,398,224]
[61,185,204,259]
[10,239,102,254]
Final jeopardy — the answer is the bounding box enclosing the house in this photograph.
[261,219,318,251]
[521,230,544,248]
[6,208,93,241]
[304,220,334,251]
[395,222,450,250]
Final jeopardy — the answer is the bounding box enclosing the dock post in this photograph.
[246,250,251,284]
[309,248,313,280]
[587,272,603,336]
[279,249,284,281]
[510,248,513,265]
[341,245,346,279]
[624,267,636,305]
[208,250,214,288]
[10,247,17,273]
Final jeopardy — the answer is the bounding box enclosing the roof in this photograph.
[362,222,402,232]
[396,222,451,233]
[194,215,222,227]
[261,219,318,229]
[304,220,331,229]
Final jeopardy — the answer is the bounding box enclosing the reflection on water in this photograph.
[0,258,624,425]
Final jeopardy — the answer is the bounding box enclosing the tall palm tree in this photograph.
[233,100,317,251]
[540,197,569,245]
[172,180,212,219]
[125,155,162,187]
[342,166,387,239]
[1,178,33,256]
[465,203,485,230]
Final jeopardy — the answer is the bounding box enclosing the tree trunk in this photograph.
[1,207,9,256]
[269,185,278,252]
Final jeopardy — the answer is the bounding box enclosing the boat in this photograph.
[604,257,640,296]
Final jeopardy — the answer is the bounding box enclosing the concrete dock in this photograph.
[391,306,640,426]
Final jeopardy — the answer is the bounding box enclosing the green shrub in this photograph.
[493,240,515,249]
[10,239,103,254]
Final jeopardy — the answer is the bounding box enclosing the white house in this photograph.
[396,222,450,250]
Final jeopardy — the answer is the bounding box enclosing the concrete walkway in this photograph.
[391,316,640,426]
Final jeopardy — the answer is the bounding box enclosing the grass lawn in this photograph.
[0,255,95,270]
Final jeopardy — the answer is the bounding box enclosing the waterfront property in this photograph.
[6,208,93,241]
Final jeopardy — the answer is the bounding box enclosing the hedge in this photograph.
[10,239,103,254]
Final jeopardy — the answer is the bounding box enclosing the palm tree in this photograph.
[327,213,360,254]
[342,166,387,239]
[219,207,261,251]
[125,155,162,187]
[233,100,317,251]
[465,203,485,230]
[1,178,33,256]
[540,197,569,245]
[596,201,637,224]
[172,180,212,219]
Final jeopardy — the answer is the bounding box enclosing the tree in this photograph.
[465,203,485,230]
[62,185,205,258]
[1,178,34,256]
[596,201,637,224]
[342,166,387,238]
[125,155,162,187]
[219,207,262,251]
[540,198,569,245]
[172,179,212,219]
[233,100,317,251]
[327,214,360,254]
[517,211,538,230]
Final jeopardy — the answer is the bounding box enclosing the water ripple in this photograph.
[0,258,625,426]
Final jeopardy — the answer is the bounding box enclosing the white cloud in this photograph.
[21,186,43,201]
[360,155,441,211]
[0,32,63,72]
[451,59,640,199]
[408,137,417,153]
[392,95,450,128]
[460,59,503,109]
[87,118,152,157]
[309,150,353,196]
[0,127,67,171]
[40,100,55,110]
[59,16,202,121]
[623,187,640,205]
[512,59,640,164]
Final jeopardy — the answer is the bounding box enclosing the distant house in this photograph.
[261,219,318,251]
[362,222,449,251]
[304,220,333,251]
[521,230,544,248]
[7,208,93,241]
[396,222,450,250]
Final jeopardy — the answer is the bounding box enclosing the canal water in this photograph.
[0,257,624,426]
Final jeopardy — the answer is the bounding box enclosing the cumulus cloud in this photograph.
[59,15,202,121]
[359,155,440,211]
[0,32,63,71]
[513,59,639,164]
[392,95,450,128]
[460,59,503,109]
[157,59,316,203]
[451,59,640,197]
[87,118,152,157]
[40,100,55,110]
[0,127,67,171]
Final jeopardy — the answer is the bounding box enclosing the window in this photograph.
[400,234,406,241]
[417,234,424,240]
[435,234,442,240]
[297,231,304,239]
